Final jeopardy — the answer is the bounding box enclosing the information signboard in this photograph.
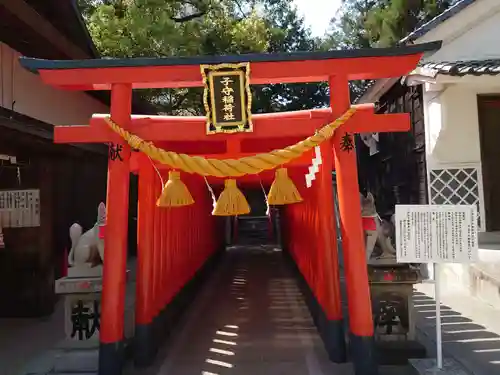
[394,204,479,370]
[395,204,478,264]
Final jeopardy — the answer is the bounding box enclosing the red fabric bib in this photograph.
[98,224,106,239]
[362,217,377,231]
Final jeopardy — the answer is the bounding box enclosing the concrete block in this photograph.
[21,350,57,375]
[52,349,98,373]
[409,358,470,375]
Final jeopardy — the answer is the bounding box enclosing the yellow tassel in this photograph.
[156,171,194,207]
[267,168,303,205]
[213,179,250,216]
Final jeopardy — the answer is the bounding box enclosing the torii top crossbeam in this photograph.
[20,42,440,90]
[18,41,441,179]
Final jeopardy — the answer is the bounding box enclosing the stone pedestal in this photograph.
[369,264,427,364]
[55,267,133,349]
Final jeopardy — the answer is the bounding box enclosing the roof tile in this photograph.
[421,59,500,76]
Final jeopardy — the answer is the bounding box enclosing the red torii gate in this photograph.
[20,40,440,375]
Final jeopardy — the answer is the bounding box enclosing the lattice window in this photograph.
[429,168,482,229]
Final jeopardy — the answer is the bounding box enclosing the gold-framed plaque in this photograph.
[201,62,253,134]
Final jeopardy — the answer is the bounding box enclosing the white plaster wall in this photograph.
[0,42,108,125]
[427,10,500,62]
[425,81,500,165]
[414,0,500,232]
[425,84,479,165]
[423,81,500,232]
[418,0,500,62]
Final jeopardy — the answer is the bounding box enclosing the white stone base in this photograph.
[67,264,103,278]
[55,272,134,349]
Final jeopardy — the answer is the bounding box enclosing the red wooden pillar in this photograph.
[99,83,132,375]
[331,76,377,375]
[316,142,346,362]
[134,157,156,367]
[160,206,169,320]
[158,201,167,339]
[162,207,171,310]
[152,174,162,345]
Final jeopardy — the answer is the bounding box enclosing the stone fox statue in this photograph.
[360,192,396,261]
[67,202,106,268]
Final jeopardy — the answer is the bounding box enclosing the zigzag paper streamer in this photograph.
[305,146,322,188]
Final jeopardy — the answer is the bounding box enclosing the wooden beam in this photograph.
[38,54,424,89]
[55,109,319,144]
[54,105,408,144]
[346,112,409,133]
[0,0,88,59]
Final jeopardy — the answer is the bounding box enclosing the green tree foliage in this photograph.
[365,0,456,47]
[326,0,458,49]
[322,0,457,98]
[77,0,327,114]
[78,1,458,111]
[324,0,378,49]
[249,0,328,113]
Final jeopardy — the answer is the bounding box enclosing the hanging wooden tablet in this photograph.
[201,62,253,134]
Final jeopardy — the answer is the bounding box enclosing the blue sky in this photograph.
[293,0,342,37]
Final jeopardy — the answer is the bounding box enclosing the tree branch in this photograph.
[170,0,210,22]
[170,11,206,22]
[233,0,247,18]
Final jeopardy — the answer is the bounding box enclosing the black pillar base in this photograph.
[152,313,162,355]
[350,333,378,375]
[308,287,320,327]
[133,323,155,367]
[99,341,125,375]
[281,248,347,363]
[324,318,347,363]
[131,246,225,370]
[158,306,171,343]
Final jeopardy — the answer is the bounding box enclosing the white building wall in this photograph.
[423,80,500,232]
[0,42,108,126]
[414,0,500,232]
[428,10,500,62]
[425,84,483,165]
[418,0,500,62]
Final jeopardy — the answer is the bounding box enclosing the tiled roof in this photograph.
[353,59,500,103]
[421,60,500,76]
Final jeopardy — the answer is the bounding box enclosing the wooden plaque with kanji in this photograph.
[201,63,253,134]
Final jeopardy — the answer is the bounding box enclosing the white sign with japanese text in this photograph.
[0,189,40,228]
[395,205,478,264]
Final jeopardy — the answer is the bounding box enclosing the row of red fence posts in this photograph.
[134,161,224,367]
[281,152,347,363]
[281,141,377,375]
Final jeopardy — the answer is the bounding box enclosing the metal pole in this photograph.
[435,262,443,369]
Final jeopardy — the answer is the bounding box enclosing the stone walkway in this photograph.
[127,246,417,375]
[414,281,500,375]
[0,301,65,375]
[148,245,348,375]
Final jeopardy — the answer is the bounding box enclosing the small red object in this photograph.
[79,281,91,289]
[383,273,394,281]
[362,217,377,231]
[98,224,106,239]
